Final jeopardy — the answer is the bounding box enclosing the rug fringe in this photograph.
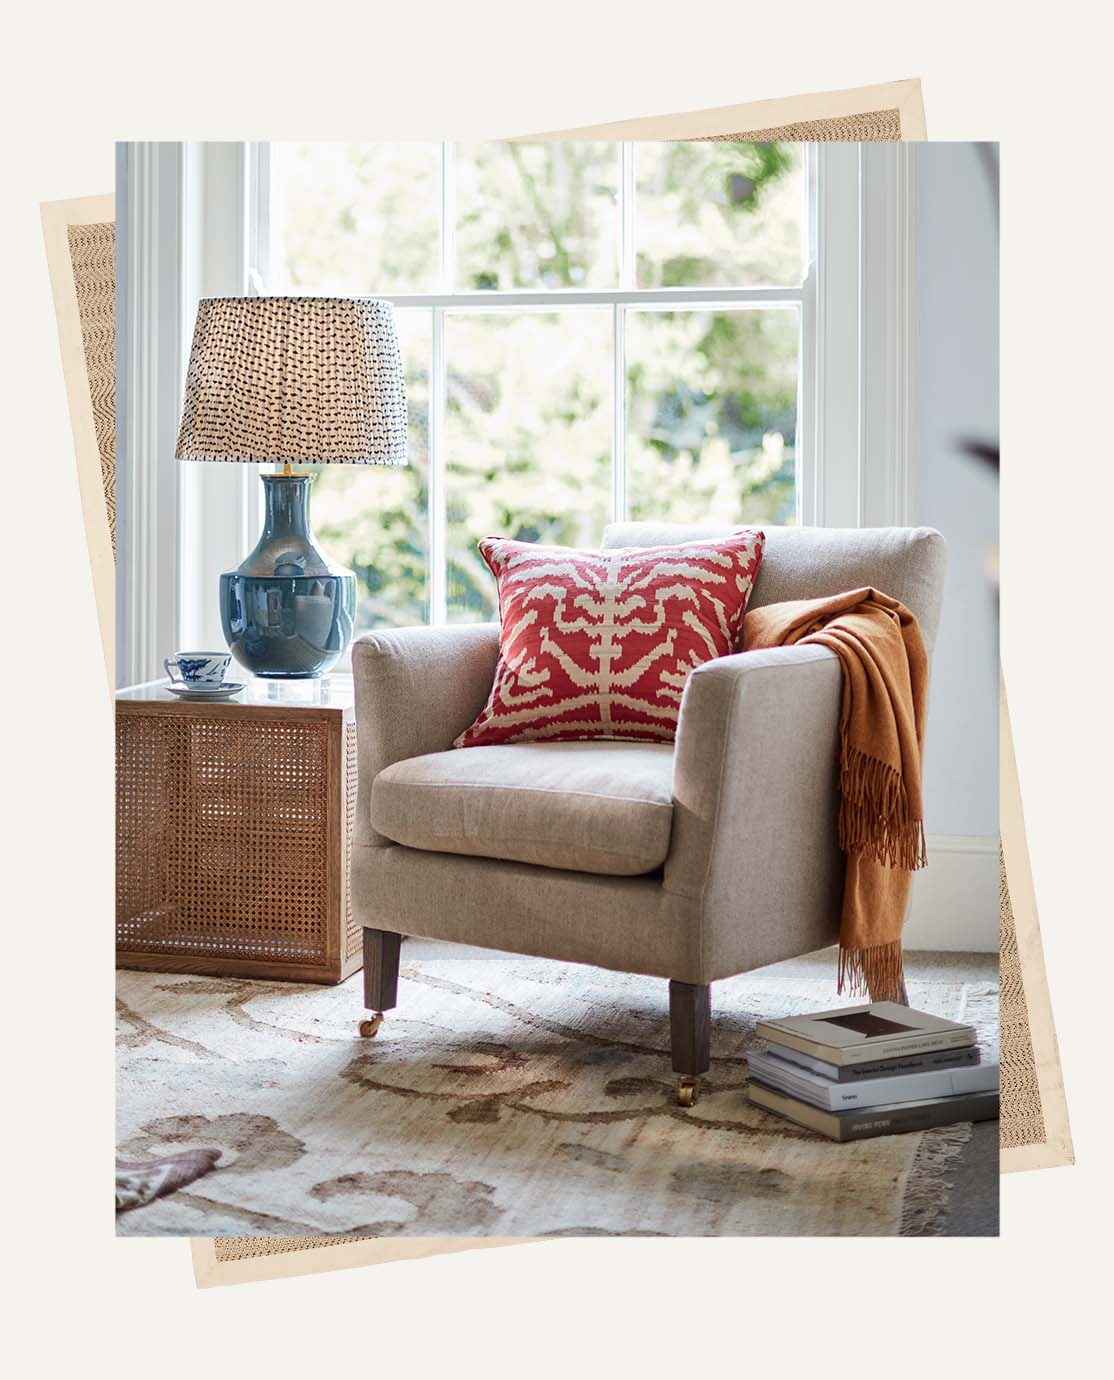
[899,1123,973,1237]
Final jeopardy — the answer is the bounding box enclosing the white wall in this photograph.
[905,143,999,950]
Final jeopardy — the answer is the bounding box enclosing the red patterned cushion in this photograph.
[454,531,766,748]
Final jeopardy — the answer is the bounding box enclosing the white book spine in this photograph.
[746,1053,999,1111]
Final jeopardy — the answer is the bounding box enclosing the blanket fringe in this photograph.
[838,939,905,1004]
[839,741,927,872]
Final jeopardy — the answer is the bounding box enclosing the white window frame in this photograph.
[117,140,915,687]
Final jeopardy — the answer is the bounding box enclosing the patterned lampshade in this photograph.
[175,296,407,465]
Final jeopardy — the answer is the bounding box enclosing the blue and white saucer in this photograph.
[165,680,246,700]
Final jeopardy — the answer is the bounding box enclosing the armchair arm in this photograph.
[666,644,845,978]
[352,623,500,847]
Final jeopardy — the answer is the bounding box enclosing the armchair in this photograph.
[350,523,946,1104]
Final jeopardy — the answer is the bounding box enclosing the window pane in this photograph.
[275,142,440,293]
[635,142,802,289]
[306,309,431,631]
[445,311,612,622]
[626,308,798,526]
[455,143,619,290]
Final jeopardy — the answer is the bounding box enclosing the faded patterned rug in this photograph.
[117,947,997,1238]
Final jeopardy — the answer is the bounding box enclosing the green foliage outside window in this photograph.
[277,141,802,631]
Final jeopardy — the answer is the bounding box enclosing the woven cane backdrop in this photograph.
[206,1234,472,1268]
[66,222,116,553]
[1000,853,1045,1148]
[213,1234,360,1261]
[700,109,901,141]
[516,80,925,141]
[999,679,1073,1171]
[42,196,116,687]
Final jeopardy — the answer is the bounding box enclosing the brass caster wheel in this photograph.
[676,1078,698,1108]
[358,1013,384,1038]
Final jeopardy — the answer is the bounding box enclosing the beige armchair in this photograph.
[351,523,946,1103]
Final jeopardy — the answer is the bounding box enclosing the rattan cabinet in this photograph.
[116,676,361,983]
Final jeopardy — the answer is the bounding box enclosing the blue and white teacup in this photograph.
[164,651,232,687]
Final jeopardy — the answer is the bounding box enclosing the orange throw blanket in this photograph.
[744,588,928,1002]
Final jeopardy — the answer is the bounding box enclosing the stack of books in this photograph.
[746,1001,999,1141]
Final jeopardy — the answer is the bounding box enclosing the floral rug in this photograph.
[116,947,997,1237]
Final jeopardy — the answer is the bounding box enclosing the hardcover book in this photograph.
[746,1050,999,1112]
[747,1082,1000,1142]
[768,1043,981,1082]
[756,1001,975,1068]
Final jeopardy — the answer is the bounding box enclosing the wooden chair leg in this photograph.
[669,979,711,1106]
[359,929,402,1037]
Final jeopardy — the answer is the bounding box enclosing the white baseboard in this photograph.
[905,834,998,953]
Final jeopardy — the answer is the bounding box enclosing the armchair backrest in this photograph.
[601,522,947,654]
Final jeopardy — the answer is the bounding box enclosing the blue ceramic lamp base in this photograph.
[221,473,356,680]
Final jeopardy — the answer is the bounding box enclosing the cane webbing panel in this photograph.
[214,1234,373,1262]
[343,722,361,963]
[66,221,116,554]
[116,712,332,967]
[176,296,407,465]
[1000,849,1046,1149]
[699,108,901,142]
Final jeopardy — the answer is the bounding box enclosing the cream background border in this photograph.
[8,3,1107,1365]
[1000,678,1074,1172]
[191,1236,532,1289]
[81,84,1059,1286]
[514,79,925,141]
[41,194,115,691]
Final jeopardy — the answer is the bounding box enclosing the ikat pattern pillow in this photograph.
[454,531,766,748]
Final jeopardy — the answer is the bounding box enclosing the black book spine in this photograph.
[837,1091,999,1141]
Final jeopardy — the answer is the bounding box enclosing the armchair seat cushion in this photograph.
[371,741,675,877]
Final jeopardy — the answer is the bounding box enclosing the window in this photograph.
[118,141,915,690]
[265,141,806,633]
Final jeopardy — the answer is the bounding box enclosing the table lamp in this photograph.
[175,295,407,678]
